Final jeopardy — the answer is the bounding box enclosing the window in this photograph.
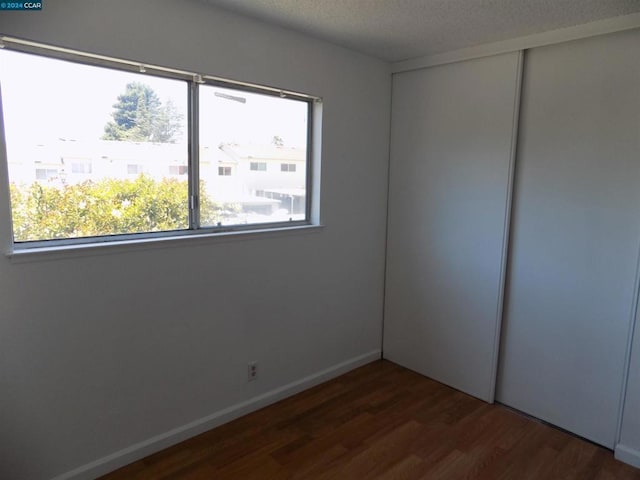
[281,163,296,172]
[249,162,267,172]
[169,165,188,175]
[0,38,316,248]
[71,161,92,174]
[200,84,309,227]
[127,164,145,175]
[35,168,59,180]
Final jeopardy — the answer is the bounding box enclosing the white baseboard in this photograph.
[50,350,381,480]
[615,444,640,469]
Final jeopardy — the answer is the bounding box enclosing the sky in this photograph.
[0,49,308,157]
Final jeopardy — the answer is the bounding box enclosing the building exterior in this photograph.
[7,138,307,220]
[210,143,306,217]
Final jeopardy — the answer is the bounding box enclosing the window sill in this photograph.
[6,224,324,263]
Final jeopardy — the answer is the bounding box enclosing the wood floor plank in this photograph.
[99,360,640,480]
[372,455,426,480]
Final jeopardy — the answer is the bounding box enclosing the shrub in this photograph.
[9,175,238,242]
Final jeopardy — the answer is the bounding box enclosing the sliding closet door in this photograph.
[384,53,521,402]
[497,29,640,448]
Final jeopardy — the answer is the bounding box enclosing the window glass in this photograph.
[0,49,188,242]
[199,85,308,226]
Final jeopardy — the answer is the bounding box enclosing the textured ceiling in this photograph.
[204,0,640,62]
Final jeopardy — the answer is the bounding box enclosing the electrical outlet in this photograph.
[248,362,258,382]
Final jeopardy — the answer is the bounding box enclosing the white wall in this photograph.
[0,2,390,479]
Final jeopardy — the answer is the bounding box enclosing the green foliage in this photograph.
[102,82,183,143]
[10,176,239,242]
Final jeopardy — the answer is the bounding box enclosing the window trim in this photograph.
[0,35,321,252]
[6,224,325,262]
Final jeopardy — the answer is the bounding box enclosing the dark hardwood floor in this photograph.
[99,360,640,479]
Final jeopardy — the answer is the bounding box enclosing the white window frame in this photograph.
[0,36,320,252]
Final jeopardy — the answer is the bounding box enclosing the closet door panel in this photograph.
[384,52,521,401]
[497,29,640,448]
